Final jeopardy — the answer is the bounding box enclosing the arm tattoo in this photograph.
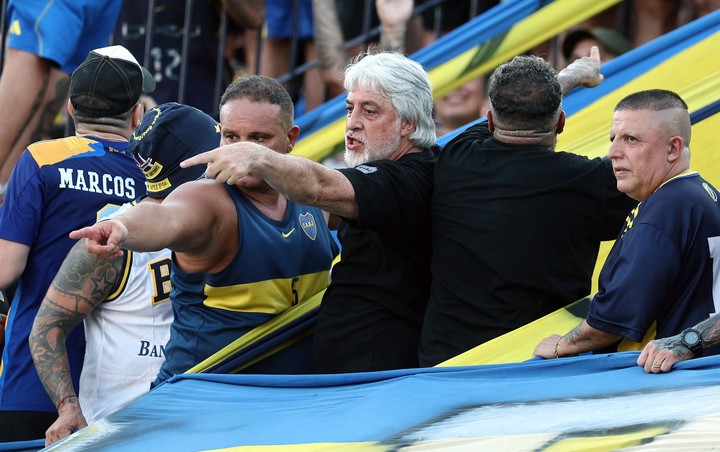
[564,324,583,346]
[697,315,720,348]
[29,241,122,406]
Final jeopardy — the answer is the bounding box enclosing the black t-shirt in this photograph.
[419,122,637,366]
[314,148,437,373]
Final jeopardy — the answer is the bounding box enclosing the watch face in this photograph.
[684,330,700,345]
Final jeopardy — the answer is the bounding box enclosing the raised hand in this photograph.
[558,45,604,94]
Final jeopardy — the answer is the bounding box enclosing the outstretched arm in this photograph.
[558,46,604,95]
[29,239,123,445]
[638,314,720,373]
[181,142,360,220]
[534,319,622,358]
[70,182,219,258]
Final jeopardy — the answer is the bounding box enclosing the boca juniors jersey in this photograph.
[0,135,145,413]
[588,172,720,346]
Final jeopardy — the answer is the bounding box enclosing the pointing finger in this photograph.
[180,150,215,168]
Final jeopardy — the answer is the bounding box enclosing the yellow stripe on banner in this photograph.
[293,118,346,161]
[292,0,621,162]
[542,425,671,451]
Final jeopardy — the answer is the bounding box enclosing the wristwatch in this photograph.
[680,328,704,358]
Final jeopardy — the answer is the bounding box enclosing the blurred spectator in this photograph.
[631,0,683,47]
[434,76,489,137]
[260,0,324,114]
[0,0,123,204]
[314,0,425,101]
[113,0,259,118]
[690,0,720,16]
[561,27,633,66]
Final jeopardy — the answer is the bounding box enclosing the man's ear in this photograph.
[131,103,144,129]
[667,136,684,162]
[556,111,566,134]
[487,110,495,132]
[67,99,75,119]
[286,125,301,153]
[400,120,415,138]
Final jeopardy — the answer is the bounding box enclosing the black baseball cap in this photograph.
[70,45,156,117]
[130,102,220,198]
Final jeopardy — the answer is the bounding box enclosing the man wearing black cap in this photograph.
[29,103,220,446]
[0,45,152,441]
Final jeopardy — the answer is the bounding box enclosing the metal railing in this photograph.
[0,0,481,116]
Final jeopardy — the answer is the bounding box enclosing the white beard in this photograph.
[344,147,371,168]
[344,122,403,167]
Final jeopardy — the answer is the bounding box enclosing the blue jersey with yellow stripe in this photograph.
[589,172,720,348]
[0,135,144,413]
[155,185,337,384]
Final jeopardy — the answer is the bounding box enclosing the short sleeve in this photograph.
[0,151,45,245]
[587,224,680,342]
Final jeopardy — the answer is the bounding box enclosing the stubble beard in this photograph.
[344,122,402,167]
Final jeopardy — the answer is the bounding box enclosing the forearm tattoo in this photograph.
[564,324,582,346]
[29,243,122,406]
[696,315,720,347]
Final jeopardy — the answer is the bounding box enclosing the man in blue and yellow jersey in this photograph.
[536,89,720,361]
[71,75,338,386]
[0,45,153,441]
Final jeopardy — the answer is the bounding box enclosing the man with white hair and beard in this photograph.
[182,50,439,373]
